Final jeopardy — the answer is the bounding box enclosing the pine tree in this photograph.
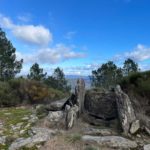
[0,28,23,81]
[27,63,47,81]
[123,58,139,76]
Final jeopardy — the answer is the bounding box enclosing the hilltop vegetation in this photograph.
[0,28,70,107]
[91,58,139,89]
[120,71,150,117]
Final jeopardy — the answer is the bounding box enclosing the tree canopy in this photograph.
[91,61,123,88]
[45,67,71,92]
[123,58,139,76]
[27,63,47,81]
[91,58,140,89]
[0,28,23,81]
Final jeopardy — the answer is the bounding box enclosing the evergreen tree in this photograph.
[123,58,139,76]
[27,63,47,81]
[0,28,23,81]
[45,67,71,92]
[91,61,123,88]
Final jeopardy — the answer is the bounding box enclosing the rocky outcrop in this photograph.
[75,79,85,114]
[61,79,85,129]
[144,144,150,150]
[47,111,64,122]
[45,98,67,111]
[65,104,79,129]
[82,135,138,149]
[130,120,140,134]
[9,128,58,150]
[84,89,118,120]
[44,111,65,128]
[115,85,137,135]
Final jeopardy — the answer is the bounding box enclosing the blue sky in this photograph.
[0,0,150,75]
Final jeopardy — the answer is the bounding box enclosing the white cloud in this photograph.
[64,31,76,40]
[114,44,150,61]
[12,25,52,46]
[0,14,14,28]
[0,14,52,46]
[16,44,86,64]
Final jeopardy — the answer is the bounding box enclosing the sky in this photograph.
[0,0,150,76]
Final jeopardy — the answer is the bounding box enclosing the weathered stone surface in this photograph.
[130,120,140,134]
[9,128,57,150]
[65,104,79,129]
[0,122,3,129]
[75,78,85,114]
[82,135,138,149]
[29,114,38,123]
[47,111,64,122]
[45,98,67,111]
[144,144,150,150]
[84,89,118,120]
[115,85,136,135]
[83,128,117,136]
[0,136,6,144]
[31,127,57,136]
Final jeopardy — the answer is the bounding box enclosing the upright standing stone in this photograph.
[115,85,136,136]
[65,104,79,129]
[75,79,85,114]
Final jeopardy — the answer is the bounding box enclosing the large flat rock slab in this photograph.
[9,128,58,150]
[82,135,138,149]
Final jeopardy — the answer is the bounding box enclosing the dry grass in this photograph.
[40,135,85,150]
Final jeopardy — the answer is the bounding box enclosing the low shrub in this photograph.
[120,70,150,98]
[0,81,21,107]
[0,78,68,107]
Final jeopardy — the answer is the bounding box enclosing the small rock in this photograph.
[136,134,141,138]
[144,144,150,150]
[47,111,64,122]
[20,130,26,135]
[0,136,6,144]
[11,126,20,131]
[16,122,23,126]
[21,117,29,121]
[0,122,3,129]
[29,114,38,123]
[4,113,11,115]
[0,130,3,135]
[24,123,31,129]
[130,120,140,134]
